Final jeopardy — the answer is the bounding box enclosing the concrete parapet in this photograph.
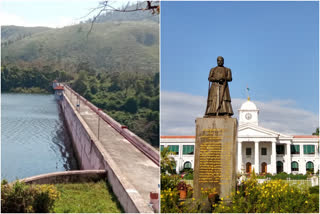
[20,170,107,185]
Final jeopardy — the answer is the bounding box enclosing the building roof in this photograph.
[239,100,258,111]
[161,136,195,139]
[293,135,319,138]
[54,86,64,90]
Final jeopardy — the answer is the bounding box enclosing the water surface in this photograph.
[1,93,78,181]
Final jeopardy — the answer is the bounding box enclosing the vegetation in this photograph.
[160,147,176,174]
[1,65,72,93]
[71,70,159,146]
[256,172,309,180]
[1,180,60,213]
[1,22,159,74]
[53,181,123,213]
[312,127,319,135]
[160,148,318,213]
[1,65,159,146]
[213,177,319,213]
[2,18,159,146]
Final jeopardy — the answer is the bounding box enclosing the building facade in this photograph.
[160,100,319,175]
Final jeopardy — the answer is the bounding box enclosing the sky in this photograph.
[0,0,128,28]
[161,1,319,136]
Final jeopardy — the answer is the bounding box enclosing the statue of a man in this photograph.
[205,56,234,117]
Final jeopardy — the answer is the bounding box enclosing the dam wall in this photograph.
[60,88,157,213]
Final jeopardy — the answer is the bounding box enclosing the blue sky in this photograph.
[161,1,319,135]
[0,0,125,27]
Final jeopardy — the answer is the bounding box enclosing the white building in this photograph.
[160,99,319,175]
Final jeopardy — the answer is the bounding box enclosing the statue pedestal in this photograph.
[193,117,238,201]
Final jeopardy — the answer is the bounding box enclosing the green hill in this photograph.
[1,21,159,74]
[1,25,51,44]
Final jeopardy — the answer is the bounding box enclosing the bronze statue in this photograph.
[205,56,234,117]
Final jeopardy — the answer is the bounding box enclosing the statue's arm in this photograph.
[208,68,215,81]
[227,68,232,82]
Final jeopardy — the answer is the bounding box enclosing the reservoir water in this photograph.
[1,93,78,181]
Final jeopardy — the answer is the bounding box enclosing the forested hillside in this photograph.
[2,18,159,147]
[1,21,159,74]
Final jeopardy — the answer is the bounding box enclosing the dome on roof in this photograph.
[240,100,258,111]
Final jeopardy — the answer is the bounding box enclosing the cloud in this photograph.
[0,11,26,26]
[161,91,318,136]
[0,11,77,28]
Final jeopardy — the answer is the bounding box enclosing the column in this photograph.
[271,141,277,174]
[238,141,242,173]
[286,143,291,174]
[254,141,259,174]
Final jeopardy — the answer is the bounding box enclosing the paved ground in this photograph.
[64,88,159,206]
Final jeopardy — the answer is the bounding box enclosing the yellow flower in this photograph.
[180,201,184,205]
[305,201,308,204]
[236,190,240,194]
[201,187,204,190]
[192,197,195,201]
[169,193,172,196]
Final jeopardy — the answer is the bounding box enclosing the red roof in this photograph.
[54,86,64,90]
[161,135,319,139]
[293,135,319,138]
[161,136,195,139]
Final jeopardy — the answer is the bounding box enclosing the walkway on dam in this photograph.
[63,86,159,209]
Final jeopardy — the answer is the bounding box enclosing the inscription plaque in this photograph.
[194,117,237,201]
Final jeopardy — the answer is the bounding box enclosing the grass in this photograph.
[53,180,124,213]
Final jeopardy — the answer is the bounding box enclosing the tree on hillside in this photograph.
[73,71,88,94]
[312,128,319,136]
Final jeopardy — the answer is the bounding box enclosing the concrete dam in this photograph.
[55,83,159,213]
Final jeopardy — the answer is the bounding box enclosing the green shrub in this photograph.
[1,180,60,213]
[213,178,319,213]
[257,172,308,180]
[161,174,180,190]
[309,185,319,194]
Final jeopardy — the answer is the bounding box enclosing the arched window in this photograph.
[306,161,314,173]
[246,162,252,173]
[277,161,283,173]
[291,161,299,172]
[261,162,267,174]
[184,161,192,169]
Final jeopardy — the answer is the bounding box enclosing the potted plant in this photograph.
[177,181,187,200]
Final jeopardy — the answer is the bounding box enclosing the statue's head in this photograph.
[217,56,224,67]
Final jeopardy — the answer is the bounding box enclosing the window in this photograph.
[303,145,315,154]
[160,145,164,151]
[246,148,252,155]
[168,145,179,155]
[276,145,285,154]
[291,145,300,154]
[184,161,192,169]
[277,161,283,173]
[306,161,314,173]
[261,148,267,155]
[291,161,299,171]
[183,145,194,155]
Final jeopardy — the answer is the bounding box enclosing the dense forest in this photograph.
[1,65,159,146]
[1,21,159,74]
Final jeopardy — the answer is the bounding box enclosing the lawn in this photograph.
[53,180,123,213]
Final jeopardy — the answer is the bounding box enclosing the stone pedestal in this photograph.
[193,117,237,201]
